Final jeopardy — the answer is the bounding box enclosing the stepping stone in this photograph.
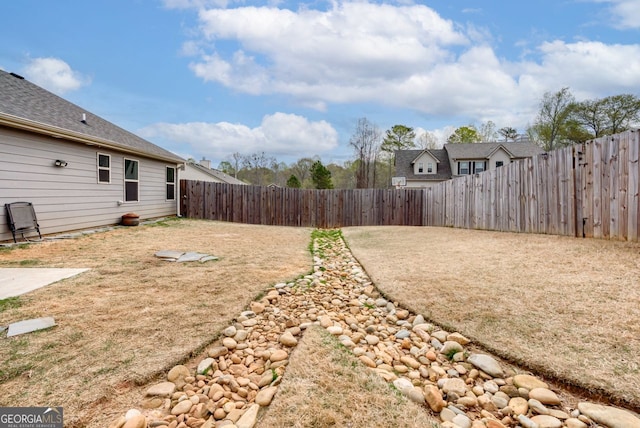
[7,317,56,337]
[155,250,185,260]
[176,252,209,262]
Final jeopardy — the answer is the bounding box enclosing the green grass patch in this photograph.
[0,296,22,313]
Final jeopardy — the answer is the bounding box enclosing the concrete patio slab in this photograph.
[6,316,56,337]
[0,268,90,300]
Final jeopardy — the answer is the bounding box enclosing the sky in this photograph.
[1,0,639,167]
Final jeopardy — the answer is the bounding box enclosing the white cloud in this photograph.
[602,0,640,29]
[182,1,640,131]
[23,57,89,95]
[139,113,338,161]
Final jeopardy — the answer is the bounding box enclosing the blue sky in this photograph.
[1,0,639,167]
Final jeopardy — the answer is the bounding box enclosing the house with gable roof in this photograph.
[0,69,185,241]
[393,148,452,188]
[182,158,247,185]
[444,142,544,178]
[394,142,544,188]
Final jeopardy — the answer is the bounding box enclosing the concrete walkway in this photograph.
[0,268,89,299]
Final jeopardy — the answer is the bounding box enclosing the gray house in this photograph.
[0,70,184,242]
[393,149,452,188]
[394,142,544,187]
[182,159,246,185]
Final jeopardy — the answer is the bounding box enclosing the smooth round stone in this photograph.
[222,337,237,349]
[483,380,499,394]
[578,402,640,428]
[146,381,176,397]
[255,386,278,406]
[223,326,237,337]
[452,414,472,428]
[122,415,146,428]
[529,388,561,405]
[171,400,193,415]
[365,334,379,345]
[167,365,189,380]
[467,353,504,378]
[513,374,549,390]
[234,329,248,341]
[279,331,298,347]
[395,329,411,339]
[269,349,288,362]
[509,397,529,415]
[196,358,215,375]
[327,326,343,335]
[440,341,464,356]
[530,415,562,428]
[208,346,228,358]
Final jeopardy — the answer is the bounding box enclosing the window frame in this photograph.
[417,162,424,173]
[458,161,470,175]
[166,166,176,201]
[124,158,139,203]
[474,161,486,174]
[427,162,433,173]
[496,161,504,168]
[97,153,111,184]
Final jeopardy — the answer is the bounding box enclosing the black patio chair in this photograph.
[5,202,42,243]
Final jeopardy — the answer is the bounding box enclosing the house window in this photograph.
[97,153,110,183]
[427,162,433,173]
[496,161,504,168]
[418,163,424,173]
[166,166,176,200]
[474,161,486,173]
[124,158,139,202]
[458,161,470,175]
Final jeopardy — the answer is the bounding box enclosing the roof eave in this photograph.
[0,112,183,164]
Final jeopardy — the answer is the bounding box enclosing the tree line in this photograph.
[212,90,639,189]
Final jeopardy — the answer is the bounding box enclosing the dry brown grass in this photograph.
[257,325,438,428]
[342,226,640,409]
[0,219,312,427]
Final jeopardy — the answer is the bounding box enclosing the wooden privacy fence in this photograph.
[425,129,640,241]
[180,182,426,228]
[180,129,639,241]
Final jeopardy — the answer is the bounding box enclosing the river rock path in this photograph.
[109,231,640,428]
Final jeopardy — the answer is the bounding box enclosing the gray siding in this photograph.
[1,127,179,241]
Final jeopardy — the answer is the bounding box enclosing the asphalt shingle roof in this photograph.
[186,161,247,185]
[444,142,544,160]
[394,149,452,181]
[0,70,183,163]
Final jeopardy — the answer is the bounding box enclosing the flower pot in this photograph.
[121,212,140,226]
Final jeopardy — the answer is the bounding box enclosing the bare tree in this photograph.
[498,127,518,142]
[242,152,275,185]
[349,118,381,188]
[416,131,440,149]
[479,120,498,142]
[231,152,243,179]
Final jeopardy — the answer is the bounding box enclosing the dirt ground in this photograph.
[2,220,640,426]
[0,219,312,427]
[342,226,640,409]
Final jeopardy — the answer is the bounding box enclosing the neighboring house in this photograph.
[182,159,246,185]
[0,70,184,242]
[394,142,544,187]
[394,149,452,188]
[444,142,544,178]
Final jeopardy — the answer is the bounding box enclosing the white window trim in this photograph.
[97,153,111,184]
[124,158,140,203]
[166,166,176,201]
[427,162,433,173]
[458,161,470,175]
